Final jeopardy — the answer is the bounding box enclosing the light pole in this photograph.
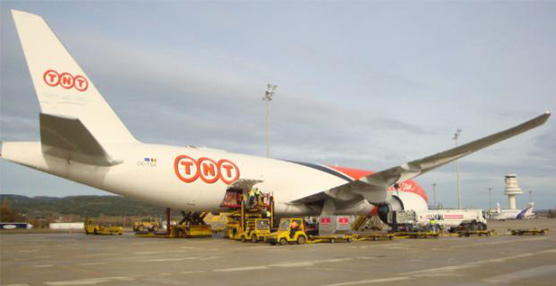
[432,183,437,209]
[262,84,277,158]
[453,129,462,209]
[488,187,492,210]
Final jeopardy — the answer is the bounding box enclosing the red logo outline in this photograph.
[198,157,219,184]
[74,75,89,91]
[43,70,60,87]
[218,159,240,184]
[174,155,240,185]
[174,155,200,183]
[42,70,89,92]
[59,72,75,89]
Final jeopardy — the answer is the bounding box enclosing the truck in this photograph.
[84,219,123,235]
[388,209,487,232]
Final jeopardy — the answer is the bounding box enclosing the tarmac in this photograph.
[1,219,555,286]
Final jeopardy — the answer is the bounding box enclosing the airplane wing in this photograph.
[295,112,550,205]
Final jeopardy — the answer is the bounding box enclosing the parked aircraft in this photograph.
[490,203,535,220]
[0,11,550,221]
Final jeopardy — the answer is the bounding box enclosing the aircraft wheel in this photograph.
[297,235,306,245]
[279,238,288,245]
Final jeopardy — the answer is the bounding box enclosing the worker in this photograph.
[429,219,437,232]
[247,187,256,208]
[254,187,262,207]
[290,220,299,238]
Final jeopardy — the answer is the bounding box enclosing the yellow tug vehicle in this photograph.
[84,219,123,235]
[267,218,309,245]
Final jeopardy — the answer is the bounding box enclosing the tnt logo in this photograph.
[174,155,240,184]
[43,70,89,92]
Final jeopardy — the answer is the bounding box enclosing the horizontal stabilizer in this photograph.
[40,113,122,166]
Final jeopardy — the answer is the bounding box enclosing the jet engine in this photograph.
[377,191,428,224]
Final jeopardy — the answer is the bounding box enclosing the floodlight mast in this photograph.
[453,129,462,209]
[262,84,277,158]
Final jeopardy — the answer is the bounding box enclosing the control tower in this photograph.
[504,174,523,210]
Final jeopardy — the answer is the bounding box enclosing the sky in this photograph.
[1,1,555,210]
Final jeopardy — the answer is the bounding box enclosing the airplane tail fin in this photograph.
[12,10,136,144]
[516,202,534,219]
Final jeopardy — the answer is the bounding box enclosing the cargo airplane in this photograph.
[0,11,550,222]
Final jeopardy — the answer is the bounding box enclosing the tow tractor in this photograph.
[267,218,356,245]
[84,219,123,235]
[267,218,309,245]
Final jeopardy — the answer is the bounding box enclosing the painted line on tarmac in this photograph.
[31,264,53,268]
[1,284,31,286]
[439,237,548,250]
[178,270,206,275]
[214,266,270,272]
[319,248,556,285]
[137,257,202,262]
[45,276,134,286]
[319,277,411,286]
[213,257,354,272]
[483,264,556,283]
[78,262,108,266]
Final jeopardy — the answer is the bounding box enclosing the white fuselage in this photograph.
[1,141,379,215]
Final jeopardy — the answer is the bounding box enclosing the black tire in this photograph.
[85,229,89,235]
[94,229,98,235]
[270,242,277,246]
[251,235,258,243]
[240,236,246,243]
[297,235,306,245]
[279,238,288,245]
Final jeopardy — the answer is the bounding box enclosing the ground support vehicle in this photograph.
[457,230,496,237]
[509,228,549,236]
[225,188,274,243]
[132,219,161,232]
[267,218,309,245]
[389,209,487,232]
[169,224,212,238]
[356,232,395,241]
[84,219,123,235]
[236,218,271,243]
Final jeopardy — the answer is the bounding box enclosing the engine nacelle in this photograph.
[377,191,428,224]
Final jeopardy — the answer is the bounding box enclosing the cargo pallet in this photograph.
[356,232,395,241]
[509,228,549,236]
[307,234,356,243]
[457,230,496,237]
